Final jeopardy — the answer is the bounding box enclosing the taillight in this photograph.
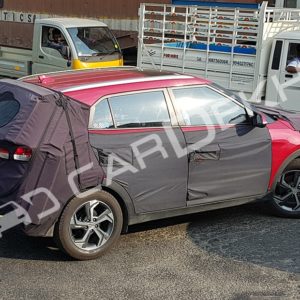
[0,148,9,160]
[13,147,32,161]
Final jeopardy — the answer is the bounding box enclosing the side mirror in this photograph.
[252,113,266,128]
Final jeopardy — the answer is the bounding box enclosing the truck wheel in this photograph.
[269,159,300,218]
[54,191,123,260]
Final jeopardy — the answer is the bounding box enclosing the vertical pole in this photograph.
[253,1,268,102]
[182,5,188,73]
[204,7,212,79]
[137,4,145,68]
[160,4,166,71]
[229,7,238,91]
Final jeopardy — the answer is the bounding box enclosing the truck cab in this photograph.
[266,32,300,111]
[32,18,123,74]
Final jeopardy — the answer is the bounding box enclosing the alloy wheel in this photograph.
[69,200,115,251]
[274,170,300,212]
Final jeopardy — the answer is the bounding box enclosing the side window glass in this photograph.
[91,99,114,129]
[172,87,247,126]
[286,43,300,73]
[109,91,171,128]
[41,26,70,60]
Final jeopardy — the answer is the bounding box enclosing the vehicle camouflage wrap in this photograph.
[0,79,104,236]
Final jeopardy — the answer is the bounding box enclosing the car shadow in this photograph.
[0,227,72,262]
[129,203,300,274]
[0,203,299,272]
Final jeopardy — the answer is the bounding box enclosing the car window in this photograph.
[108,91,171,128]
[172,86,248,126]
[0,92,20,128]
[286,43,300,69]
[41,26,70,60]
[92,99,114,129]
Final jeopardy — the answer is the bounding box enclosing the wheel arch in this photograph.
[43,180,135,237]
[270,149,300,192]
[101,180,136,234]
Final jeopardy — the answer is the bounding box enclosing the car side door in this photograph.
[169,85,272,206]
[88,89,188,213]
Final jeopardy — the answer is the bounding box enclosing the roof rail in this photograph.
[61,74,193,93]
[19,66,138,82]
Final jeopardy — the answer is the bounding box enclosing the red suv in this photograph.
[0,68,299,260]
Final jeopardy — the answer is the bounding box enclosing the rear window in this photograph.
[0,92,20,128]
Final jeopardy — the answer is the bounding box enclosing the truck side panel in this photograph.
[138,3,300,101]
[139,44,257,93]
[0,21,34,49]
[138,3,263,99]
[0,46,32,77]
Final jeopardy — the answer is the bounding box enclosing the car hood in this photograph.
[255,104,300,131]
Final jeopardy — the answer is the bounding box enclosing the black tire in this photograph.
[269,159,300,218]
[54,191,123,260]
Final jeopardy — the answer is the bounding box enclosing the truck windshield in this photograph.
[67,27,119,59]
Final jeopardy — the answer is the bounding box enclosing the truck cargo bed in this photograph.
[0,46,32,77]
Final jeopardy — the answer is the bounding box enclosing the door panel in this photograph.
[171,86,272,205]
[90,128,188,213]
[34,25,72,74]
[183,126,272,205]
[89,90,188,213]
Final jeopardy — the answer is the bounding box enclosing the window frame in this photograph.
[89,88,178,130]
[271,40,283,70]
[285,42,300,68]
[168,84,251,127]
[40,25,72,61]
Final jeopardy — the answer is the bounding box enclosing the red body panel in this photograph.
[23,68,300,194]
[267,120,300,189]
[89,128,165,135]
[64,78,207,106]
[23,68,210,106]
[181,125,235,132]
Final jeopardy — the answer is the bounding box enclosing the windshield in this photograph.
[67,26,120,59]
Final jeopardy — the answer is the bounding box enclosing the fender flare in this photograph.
[270,150,300,192]
[101,179,136,233]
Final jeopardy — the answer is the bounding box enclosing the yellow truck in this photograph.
[0,18,123,78]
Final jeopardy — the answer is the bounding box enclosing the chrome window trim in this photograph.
[62,75,193,93]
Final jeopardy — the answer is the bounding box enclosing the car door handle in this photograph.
[285,74,293,78]
[191,149,220,161]
[39,55,44,59]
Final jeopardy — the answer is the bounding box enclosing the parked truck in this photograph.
[137,1,300,111]
[0,18,123,78]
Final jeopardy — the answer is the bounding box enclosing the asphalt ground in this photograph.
[0,203,299,300]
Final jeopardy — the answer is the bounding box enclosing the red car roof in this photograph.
[22,67,211,106]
